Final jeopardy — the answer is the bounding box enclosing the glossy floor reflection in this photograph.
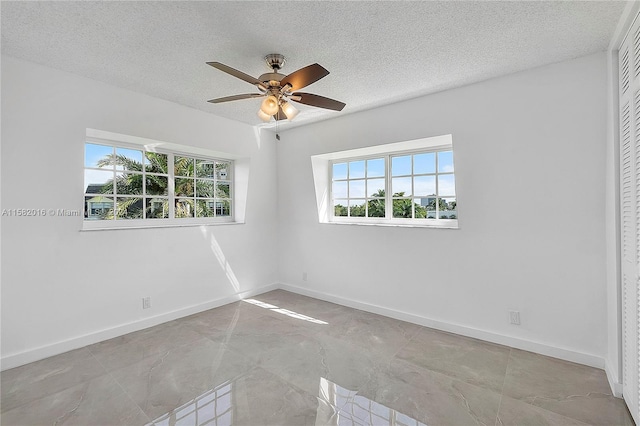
[1,290,634,425]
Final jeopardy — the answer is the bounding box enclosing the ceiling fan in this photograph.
[207,54,346,122]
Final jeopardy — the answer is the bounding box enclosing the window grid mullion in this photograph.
[386,154,392,219]
[364,159,369,218]
[168,153,176,219]
[411,154,415,219]
[435,151,439,218]
[112,146,120,219]
[346,160,351,217]
[142,153,147,219]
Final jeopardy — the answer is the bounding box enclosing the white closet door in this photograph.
[620,17,640,425]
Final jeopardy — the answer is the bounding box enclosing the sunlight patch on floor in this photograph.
[243,298,328,325]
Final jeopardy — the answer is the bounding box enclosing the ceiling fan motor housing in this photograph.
[258,72,285,88]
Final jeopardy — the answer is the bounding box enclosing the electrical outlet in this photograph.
[302,272,308,281]
[509,311,520,325]
[142,297,151,309]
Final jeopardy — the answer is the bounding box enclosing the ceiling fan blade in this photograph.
[207,62,267,89]
[280,63,329,91]
[207,93,264,104]
[291,92,346,111]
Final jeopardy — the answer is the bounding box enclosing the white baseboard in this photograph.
[278,282,606,370]
[1,283,279,371]
[605,358,624,398]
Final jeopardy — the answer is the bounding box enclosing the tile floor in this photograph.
[0,290,635,425]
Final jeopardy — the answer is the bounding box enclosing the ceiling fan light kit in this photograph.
[207,53,346,124]
[257,109,272,122]
[260,95,279,116]
[281,101,299,120]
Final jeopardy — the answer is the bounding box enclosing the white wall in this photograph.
[1,56,278,368]
[277,52,609,365]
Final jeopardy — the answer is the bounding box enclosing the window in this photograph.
[327,138,457,227]
[332,158,386,218]
[84,141,233,228]
[390,150,456,220]
[173,155,232,218]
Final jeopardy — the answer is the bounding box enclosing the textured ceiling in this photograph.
[1,1,627,130]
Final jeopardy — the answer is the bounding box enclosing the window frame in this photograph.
[329,145,458,228]
[83,137,235,230]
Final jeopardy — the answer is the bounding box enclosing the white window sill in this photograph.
[325,220,459,229]
[80,220,244,231]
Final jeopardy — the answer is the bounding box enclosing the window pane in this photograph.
[333,163,347,180]
[414,199,427,218]
[367,178,385,197]
[115,172,143,195]
[438,174,456,196]
[84,196,113,220]
[392,177,412,196]
[198,401,216,423]
[414,153,435,174]
[425,197,437,219]
[145,198,168,218]
[195,179,215,197]
[392,155,411,176]
[115,197,143,219]
[349,160,365,179]
[392,198,412,218]
[349,200,365,217]
[85,144,113,168]
[415,196,437,216]
[175,178,194,197]
[115,148,143,171]
[367,158,385,177]
[349,180,366,198]
[439,197,457,219]
[334,199,348,216]
[413,175,436,196]
[333,181,348,199]
[175,198,194,218]
[216,162,230,180]
[216,200,231,216]
[196,160,215,178]
[144,152,168,174]
[367,198,385,217]
[216,182,230,198]
[146,176,168,196]
[218,412,232,425]
[438,151,454,172]
[84,170,114,195]
[175,156,194,177]
[196,199,216,217]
